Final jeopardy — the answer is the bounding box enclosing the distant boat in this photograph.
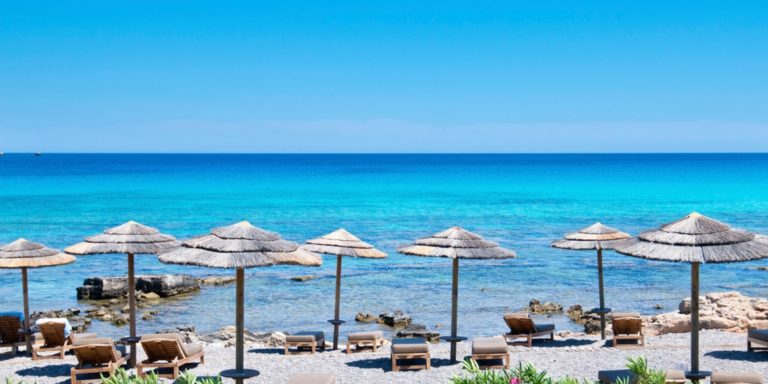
[0,152,4,156]
[34,152,42,156]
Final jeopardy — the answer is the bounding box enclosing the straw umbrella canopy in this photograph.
[159,221,322,383]
[398,227,516,363]
[615,213,768,381]
[552,222,631,339]
[65,221,178,367]
[301,228,387,350]
[0,239,76,352]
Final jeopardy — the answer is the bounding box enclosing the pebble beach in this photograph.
[1,330,765,383]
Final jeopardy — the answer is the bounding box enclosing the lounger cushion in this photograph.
[348,331,384,342]
[748,329,768,343]
[287,373,336,384]
[611,312,641,319]
[504,313,529,319]
[72,337,113,347]
[711,372,764,384]
[391,338,428,354]
[286,331,325,345]
[35,318,72,338]
[472,337,507,354]
[181,342,203,357]
[534,324,555,333]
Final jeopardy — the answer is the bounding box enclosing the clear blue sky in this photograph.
[1,1,766,153]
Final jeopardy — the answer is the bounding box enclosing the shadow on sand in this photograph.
[15,364,71,378]
[706,350,768,363]
[346,357,457,371]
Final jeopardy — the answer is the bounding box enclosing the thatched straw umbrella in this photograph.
[0,239,76,352]
[301,228,387,350]
[159,221,321,383]
[552,223,630,340]
[615,213,768,381]
[398,227,516,363]
[65,221,178,367]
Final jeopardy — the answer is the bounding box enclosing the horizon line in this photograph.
[2,151,768,155]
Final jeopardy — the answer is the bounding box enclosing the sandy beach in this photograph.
[1,330,765,383]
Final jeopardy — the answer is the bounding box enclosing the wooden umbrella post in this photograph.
[450,257,459,363]
[127,253,137,368]
[332,254,343,350]
[235,267,245,384]
[21,267,31,354]
[597,247,606,340]
[690,262,700,378]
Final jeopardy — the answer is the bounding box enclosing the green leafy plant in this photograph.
[5,377,34,384]
[625,357,667,384]
[176,371,222,384]
[450,360,595,384]
[100,368,159,384]
[450,359,513,384]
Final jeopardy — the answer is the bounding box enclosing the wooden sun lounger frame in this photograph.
[0,316,25,356]
[32,322,73,360]
[136,337,205,379]
[285,339,324,355]
[503,315,554,348]
[391,350,431,372]
[471,351,510,370]
[70,342,129,384]
[612,315,645,348]
[346,336,384,354]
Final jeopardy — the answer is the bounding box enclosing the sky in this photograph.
[1,1,767,153]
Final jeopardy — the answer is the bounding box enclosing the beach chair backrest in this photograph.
[0,316,23,344]
[504,313,536,334]
[39,322,67,347]
[72,338,119,366]
[140,334,185,362]
[613,316,642,336]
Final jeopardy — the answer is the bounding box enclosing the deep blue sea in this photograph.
[1,153,768,339]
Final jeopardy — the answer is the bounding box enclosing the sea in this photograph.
[1,153,767,339]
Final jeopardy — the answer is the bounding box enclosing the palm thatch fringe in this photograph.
[552,222,631,251]
[158,221,322,269]
[0,239,76,269]
[615,213,768,263]
[65,221,178,255]
[302,229,386,258]
[397,227,516,259]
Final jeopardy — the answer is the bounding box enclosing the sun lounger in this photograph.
[471,336,509,369]
[597,369,686,384]
[287,373,337,384]
[747,329,768,352]
[502,313,555,347]
[70,337,129,384]
[0,314,25,355]
[611,312,644,347]
[711,372,764,384]
[31,319,97,360]
[346,331,384,354]
[285,331,326,355]
[391,338,430,372]
[136,333,204,379]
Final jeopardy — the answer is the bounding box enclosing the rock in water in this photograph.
[396,324,440,342]
[199,276,237,285]
[136,275,200,297]
[528,299,563,314]
[77,275,200,300]
[355,312,377,323]
[289,275,318,282]
[379,311,412,327]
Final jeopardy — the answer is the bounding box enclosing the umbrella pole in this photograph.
[332,254,343,350]
[21,267,31,354]
[691,262,700,377]
[127,252,137,368]
[450,257,459,363]
[597,247,606,340]
[236,267,245,384]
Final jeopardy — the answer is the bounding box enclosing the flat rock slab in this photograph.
[77,274,201,299]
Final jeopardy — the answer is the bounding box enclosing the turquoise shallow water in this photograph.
[1,153,768,339]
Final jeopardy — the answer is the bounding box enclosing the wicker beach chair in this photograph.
[0,315,25,355]
[31,319,97,360]
[611,312,644,347]
[70,337,129,384]
[136,333,204,379]
[502,313,555,347]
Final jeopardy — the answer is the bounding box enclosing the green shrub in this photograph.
[176,371,222,384]
[624,357,667,384]
[100,368,158,384]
